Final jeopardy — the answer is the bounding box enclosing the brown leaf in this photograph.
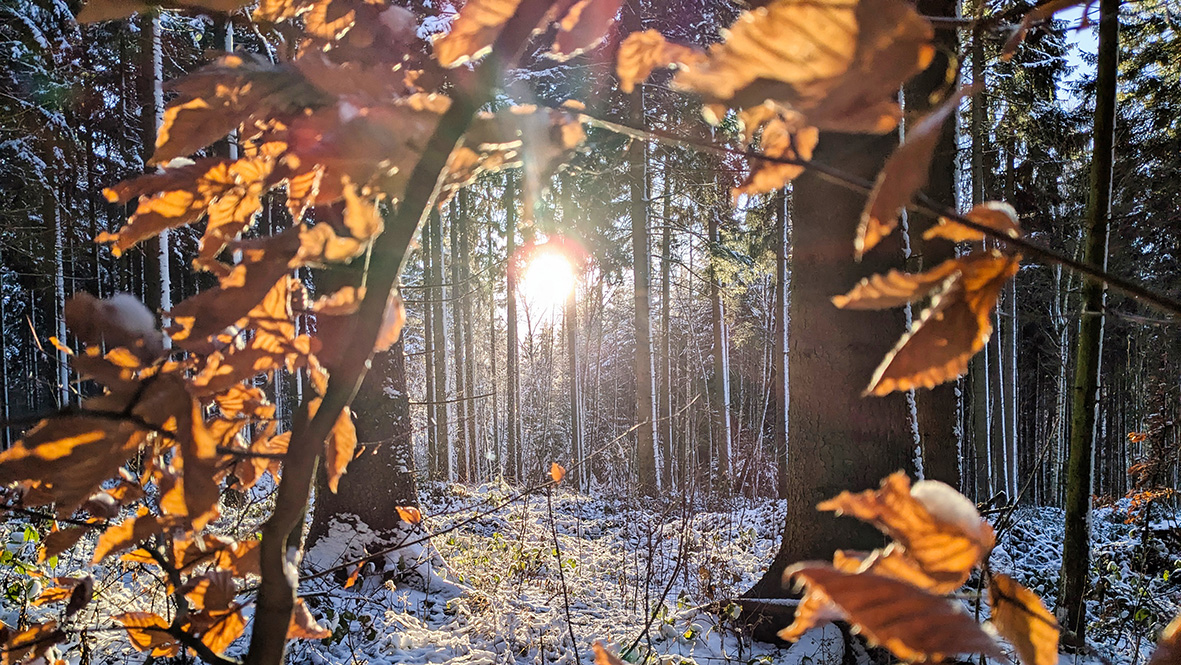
[924,202,1023,243]
[153,54,328,164]
[787,564,1005,662]
[1149,614,1181,665]
[312,286,365,316]
[76,0,251,23]
[433,0,523,68]
[375,293,406,352]
[2,620,64,665]
[184,571,236,613]
[550,462,567,484]
[832,257,963,310]
[116,612,179,658]
[0,415,146,516]
[817,472,994,590]
[989,574,1060,665]
[777,549,864,641]
[287,598,332,640]
[64,293,164,362]
[734,108,819,198]
[214,539,261,577]
[169,227,302,346]
[592,641,627,665]
[316,398,357,494]
[670,0,933,131]
[857,88,971,258]
[93,509,165,562]
[866,251,1019,395]
[396,506,422,524]
[551,0,623,60]
[615,30,705,94]
[41,527,88,562]
[66,575,94,617]
[197,606,247,654]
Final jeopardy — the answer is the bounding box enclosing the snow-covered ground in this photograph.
[5,485,1177,664]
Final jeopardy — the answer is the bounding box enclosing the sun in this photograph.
[520,250,576,308]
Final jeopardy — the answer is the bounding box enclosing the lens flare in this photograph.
[520,250,576,308]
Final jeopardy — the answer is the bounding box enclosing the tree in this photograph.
[630,88,659,494]
[771,187,789,499]
[1059,0,1119,640]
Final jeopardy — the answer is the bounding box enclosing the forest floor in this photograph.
[290,484,1178,665]
[11,483,1179,664]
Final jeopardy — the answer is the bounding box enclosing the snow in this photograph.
[3,487,1176,665]
[911,479,990,542]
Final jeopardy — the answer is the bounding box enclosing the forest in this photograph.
[0,0,1179,663]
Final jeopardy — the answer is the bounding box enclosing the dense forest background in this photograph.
[1,0,1180,662]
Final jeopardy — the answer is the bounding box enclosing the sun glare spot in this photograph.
[521,250,576,308]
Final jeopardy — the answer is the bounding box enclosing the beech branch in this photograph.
[242,4,558,665]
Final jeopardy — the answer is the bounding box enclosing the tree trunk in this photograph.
[630,92,659,495]
[907,0,961,489]
[449,198,469,482]
[772,187,789,499]
[1059,0,1118,640]
[968,24,991,501]
[423,229,438,477]
[429,208,452,480]
[743,132,914,625]
[707,209,732,493]
[139,11,170,319]
[505,173,521,483]
[658,171,675,490]
[566,288,583,491]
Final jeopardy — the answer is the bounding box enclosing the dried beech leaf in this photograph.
[396,506,422,524]
[787,564,1005,662]
[288,598,332,639]
[65,293,164,362]
[989,574,1060,665]
[593,642,627,665]
[615,30,705,94]
[925,202,1022,243]
[818,472,994,590]
[375,293,407,352]
[116,612,179,657]
[433,0,522,67]
[2,620,65,665]
[551,0,623,60]
[0,415,146,517]
[198,607,247,654]
[671,0,933,131]
[832,257,963,310]
[1149,614,1181,665]
[41,527,88,562]
[313,286,364,316]
[734,105,819,197]
[93,509,165,563]
[778,549,864,640]
[311,398,357,493]
[866,251,1019,395]
[184,570,236,613]
[857,88,970,258]
[550,462,567,484]
[76,0,251,23]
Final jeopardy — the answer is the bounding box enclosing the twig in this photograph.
[547,487,581,664]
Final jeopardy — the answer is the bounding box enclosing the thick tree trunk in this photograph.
[658,172,674,489]
[743,133,914,630]
[566,288,583,491]
[630,93,659,495]
[1059,0,1118,640]
[423,231,438,477]
[449,198,469,481]
[968,25,991,500]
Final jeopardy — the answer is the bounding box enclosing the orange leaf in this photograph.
[787,564,1005,663]
[287,598,332,640]
[817,472,993,591]
[433,0,522,67]
[615,30,704,94]
[64,292,164,362]
[865,250,1019,395]
[857,87,971,258]
[196,607,247,654]
[116,612,179,658]
[550,462,567,484]
[375,293,407,352]
[592,642,627,665]
[925,202,1022,243]
[311,398,357,494]
[1148,614,1181,665]
[184,571,236,613]
[670,0,932,131]
[989,574,1060,665]
[2,620,64,665]
[93,509,165,563]
[344,564,364,589]
[733,106,819,198]
[551,0,623,60]
[40,527,88,562]
[832,256,963,310]
[778,549,864,641]
[396,506,422,524]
